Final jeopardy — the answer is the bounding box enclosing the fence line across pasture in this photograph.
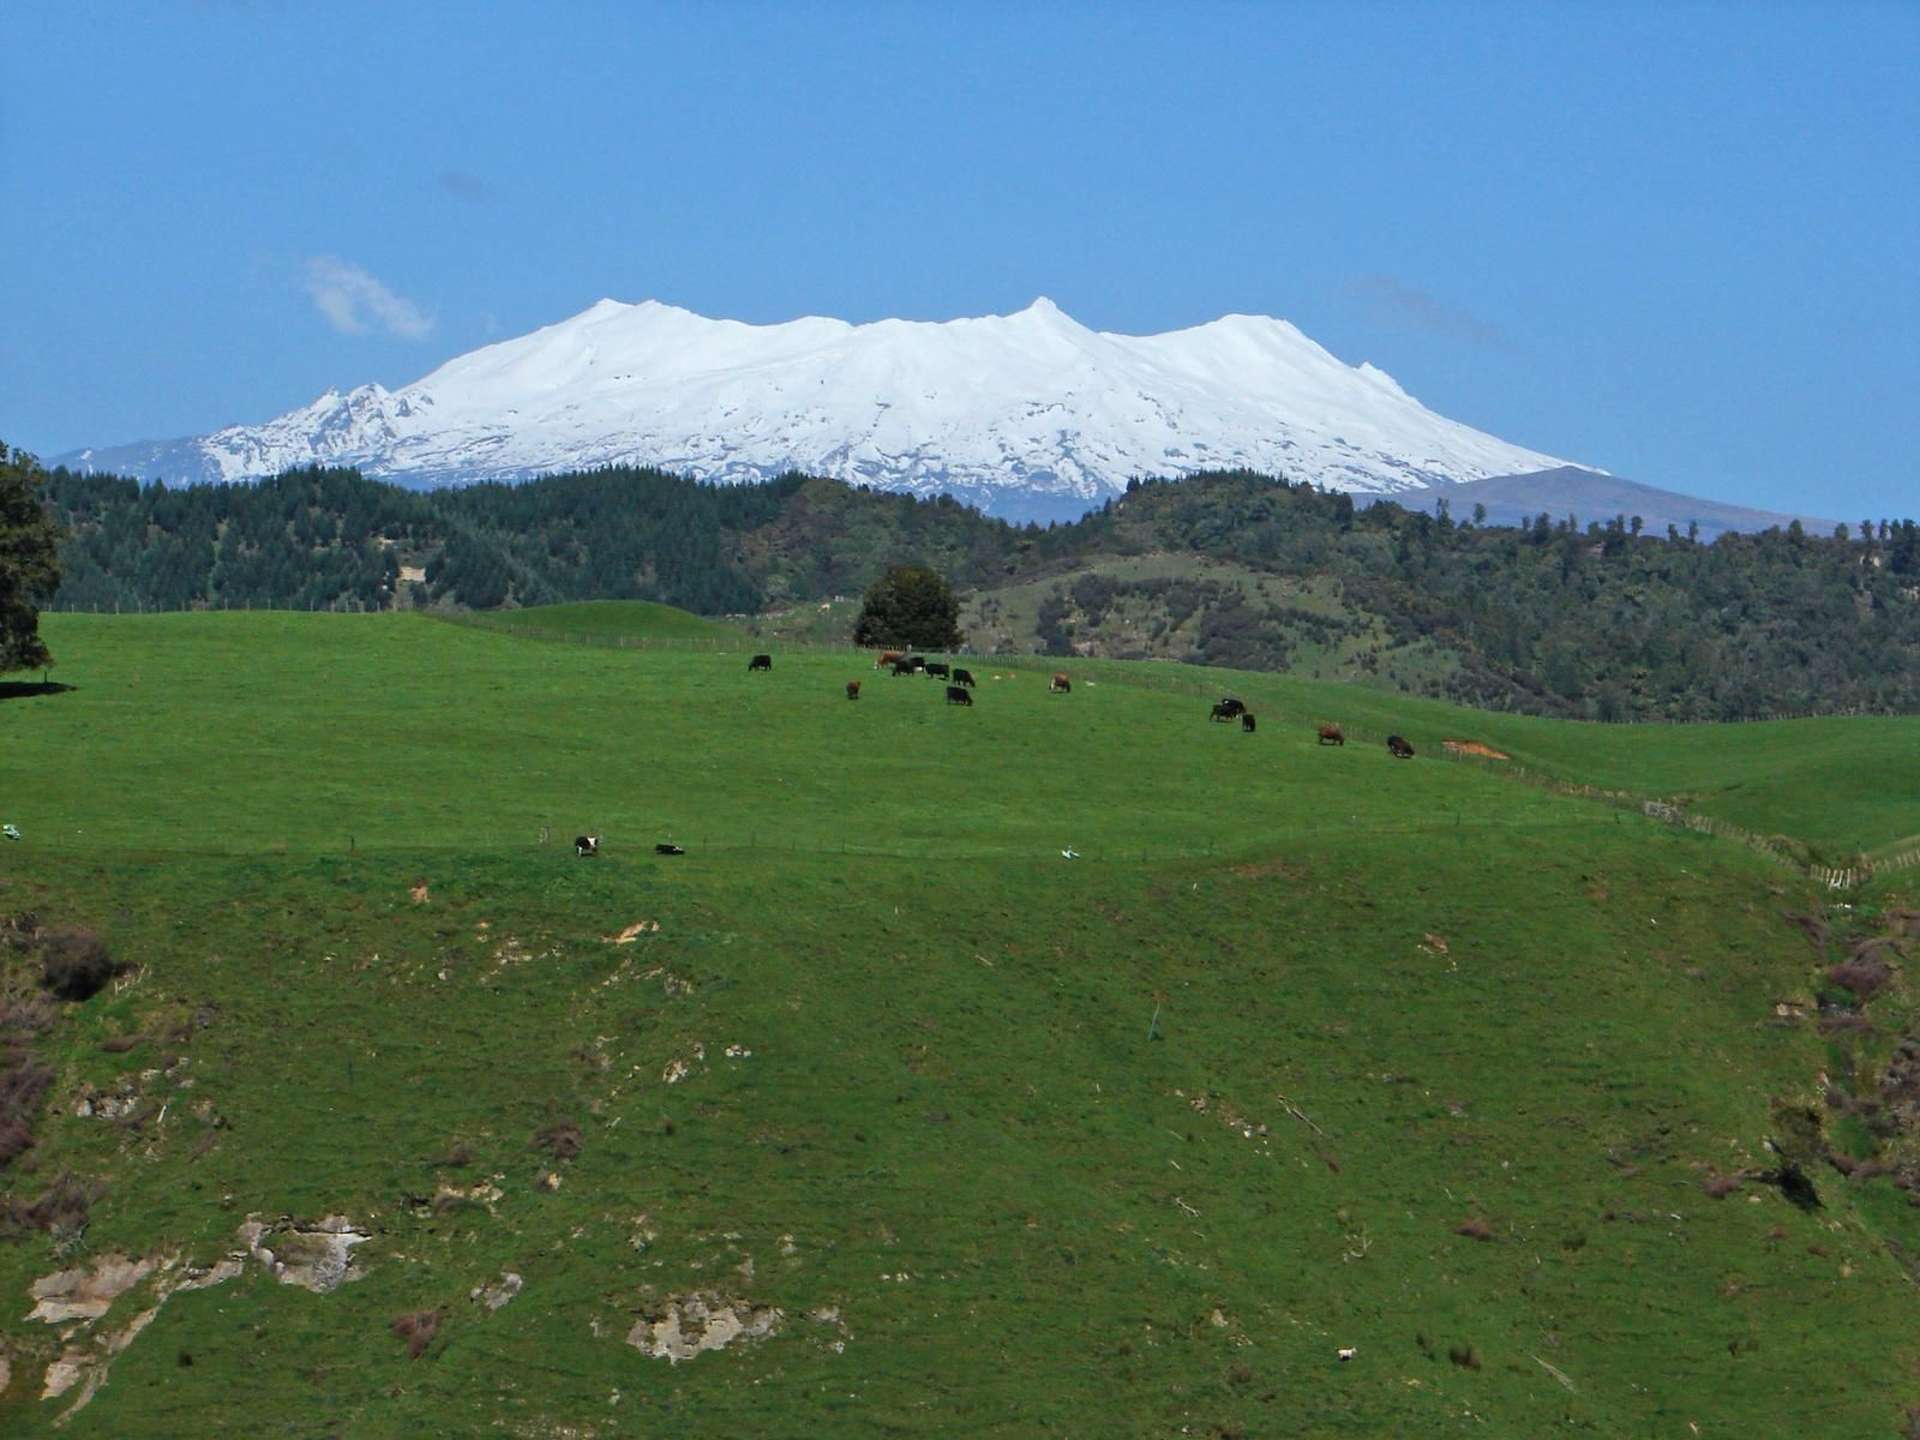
[13,811,1629,870]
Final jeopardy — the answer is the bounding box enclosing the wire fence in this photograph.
[45,598,387,614]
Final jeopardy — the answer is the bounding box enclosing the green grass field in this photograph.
[3,612,1918,1437]
[448,599,745,644]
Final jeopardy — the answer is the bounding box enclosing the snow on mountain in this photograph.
[57,298,1577,518]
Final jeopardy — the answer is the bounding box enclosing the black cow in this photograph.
[574,834,600,857]
[1241,712,1257,733]
[953,668,976,688]
[748,653,773,671]
[905,655,928,672]
[892,660,916,676]
[925,661,950,679]
[654,843,685,856]
[945,685,973,706]
[1387,735,1416,759]
[1209,702,1239,723]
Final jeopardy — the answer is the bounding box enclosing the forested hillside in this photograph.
[37,460,1920,720]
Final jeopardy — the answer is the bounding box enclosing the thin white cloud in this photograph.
[1348,273,1508,350]
[439,169,493,202]
[303,256,434,339]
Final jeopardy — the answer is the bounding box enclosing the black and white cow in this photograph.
[575,833,601,857]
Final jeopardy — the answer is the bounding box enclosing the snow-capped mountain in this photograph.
[58,298,1578,519]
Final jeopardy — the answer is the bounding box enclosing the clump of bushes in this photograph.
[1448,1343,1482,1370]
[38,928,120,1002]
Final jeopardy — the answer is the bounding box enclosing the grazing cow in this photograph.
[925,661,950,679]
[654,843,685,856]
[1050,672,1071,693]
[1387,735,1416,759]
[1241,712,1257,733]
[953,668,976,688]
[905,655,928,672]
[748,653,773,671]
[1215,697,1247,719]
[1337,1347,1356,1364]
[1317,723,1345,746]
[945,684,973,706]
[892,659,915,676]
[574,833,600,857]
[1209,702,1238,723]
[846,680,861,700]
[875,650,905,670]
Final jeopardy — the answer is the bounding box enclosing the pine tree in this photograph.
[0,444,64,673]
[852,564,964,650]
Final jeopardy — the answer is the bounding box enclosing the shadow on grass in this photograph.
[0,681,75,703]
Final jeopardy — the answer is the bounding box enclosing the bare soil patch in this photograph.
[1443,739,1510,760]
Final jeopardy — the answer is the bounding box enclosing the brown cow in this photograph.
[846,680,861,700]
[1050,672,1071,693]
[875,650,905,670]
[1317,723,1345,746]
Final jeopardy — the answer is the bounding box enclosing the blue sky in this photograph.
[4,1,1915,518]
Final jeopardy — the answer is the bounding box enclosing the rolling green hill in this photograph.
[2,614,1918,1437]
[36,459,1920,722]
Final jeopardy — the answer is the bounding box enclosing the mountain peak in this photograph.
[55,300,1576,511]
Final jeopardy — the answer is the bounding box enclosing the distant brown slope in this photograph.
[1380,466,1835,540]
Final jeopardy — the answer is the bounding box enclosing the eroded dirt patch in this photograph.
[1443,740,1510,760]
[626,1292,781,1362]
[239,1214,370,1293]
[26,1254,157,1324]
[26,1254,239,1419]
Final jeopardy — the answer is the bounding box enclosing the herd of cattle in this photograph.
[579,653,1420,857]
[745,649,1419,757]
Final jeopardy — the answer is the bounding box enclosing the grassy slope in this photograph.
[1,615,1917,1437]
[451,600,743,644]
[958,554,1459,693]
[954,652,1920,862]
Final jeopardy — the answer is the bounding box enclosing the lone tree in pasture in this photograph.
[0,443,63,674]
[853,564,964,651]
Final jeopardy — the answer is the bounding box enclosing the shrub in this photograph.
[391,1309,441,1359]
[1702,1172,1746,1198]
[1453,1218,1494,1241]
[9,1171,97,1234]
[533,1119,582,1162]
[1448,1344,1482,1370]
[38,928,119,1002]
[0,1118,34,1167]
[1826,961,1890,1002]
